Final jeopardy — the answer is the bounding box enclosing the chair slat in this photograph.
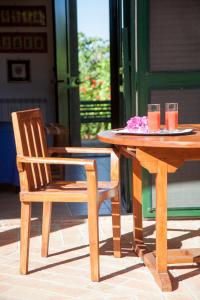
[24,120,40,189]
[37,116,51,183]
[30,117,51,186]
[18,120,35,190]
[30,118,44,186]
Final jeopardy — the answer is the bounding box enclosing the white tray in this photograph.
[113,128,194,136]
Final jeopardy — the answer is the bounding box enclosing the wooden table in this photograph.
[98,125,200,292]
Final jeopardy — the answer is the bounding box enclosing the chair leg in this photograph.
[20,201,31,275]
[111,193,121,258]
[41,202,52,257]
[88,201,100,282]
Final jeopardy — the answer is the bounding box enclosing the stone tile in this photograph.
[121,278,161,293]
[134,293,164,300]
[0,283,13,294]
[107,297,137,300]
[164,292,195,300]
[46,296,73,300]
[1,286,55,300]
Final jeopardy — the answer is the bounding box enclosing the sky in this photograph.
[77,0,109,40]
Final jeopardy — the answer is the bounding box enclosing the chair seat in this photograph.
[20,181,119,203]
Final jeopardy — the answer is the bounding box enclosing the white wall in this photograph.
[0,0,56,123]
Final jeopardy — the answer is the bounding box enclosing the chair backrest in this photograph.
[12,108,51,191]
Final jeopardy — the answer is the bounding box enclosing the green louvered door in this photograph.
[138,0,200,217]
[54,0,81,146]
[121,0,137,212]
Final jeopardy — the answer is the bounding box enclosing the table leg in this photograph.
[132,158,146,257]
[156,160,168,273]
[143,160,173,291]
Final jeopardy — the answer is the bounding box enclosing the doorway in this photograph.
[54,0,123,146]
[77,0,111,145]
[53,0,116,215]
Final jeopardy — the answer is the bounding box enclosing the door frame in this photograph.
[53,0,81,146]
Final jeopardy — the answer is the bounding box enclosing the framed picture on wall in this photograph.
[0,6,46,27]
[0,33,47,53]
[7,60,30,82]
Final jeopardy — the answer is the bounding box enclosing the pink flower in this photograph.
[125,116,148,132]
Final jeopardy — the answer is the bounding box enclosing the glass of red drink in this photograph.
[147,104,160,131]
[165,103,178,131]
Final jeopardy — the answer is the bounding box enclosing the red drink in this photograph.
[148,111,160,131]
[165,111,178,130]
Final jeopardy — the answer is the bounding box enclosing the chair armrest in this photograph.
[48,147,115,155]
[17,155,95,171]
[17,155,98,199]
[47,147,121,182]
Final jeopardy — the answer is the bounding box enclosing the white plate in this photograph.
[112,128,194,136]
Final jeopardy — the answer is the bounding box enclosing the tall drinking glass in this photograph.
[147,104,160,131]
[165,103,178,131]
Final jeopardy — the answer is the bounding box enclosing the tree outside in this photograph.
[78,32,111,139]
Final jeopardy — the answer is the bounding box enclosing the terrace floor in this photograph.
[0,190,200,300]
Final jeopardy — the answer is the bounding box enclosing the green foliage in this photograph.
[78,32,110,101]
[80,122,111,140]
[78,32,111,139]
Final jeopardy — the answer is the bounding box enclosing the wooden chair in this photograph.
[11,108,121,281]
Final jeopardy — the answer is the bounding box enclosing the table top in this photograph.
[98,124,200,149]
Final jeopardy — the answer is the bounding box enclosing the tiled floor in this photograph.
[0,190,200,300]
